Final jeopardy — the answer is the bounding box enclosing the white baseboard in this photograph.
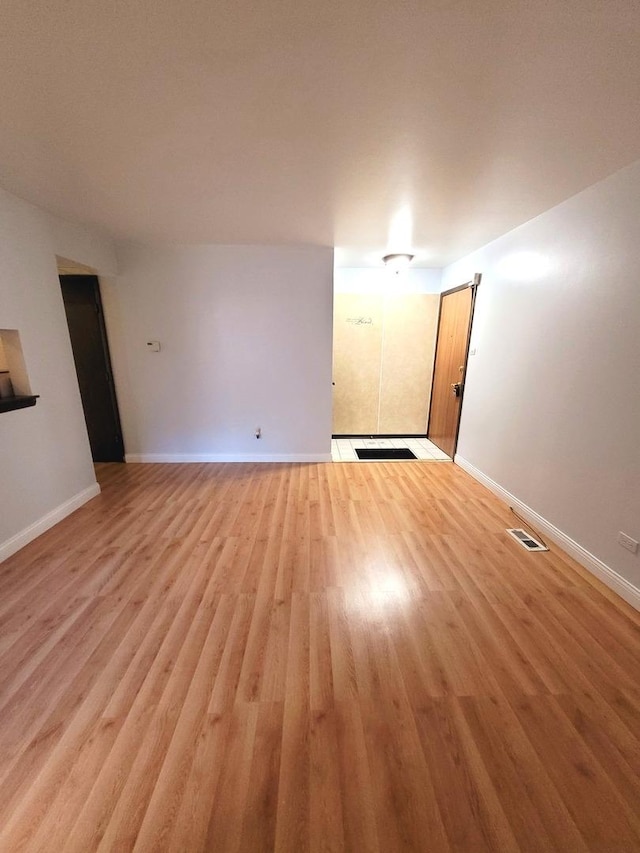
[0,482,101,564]
[125,453,332,464]
[455,455,640,612]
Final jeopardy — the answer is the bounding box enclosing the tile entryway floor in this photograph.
[331,436,451,462]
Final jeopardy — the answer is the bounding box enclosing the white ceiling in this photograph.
[0,0,639,266]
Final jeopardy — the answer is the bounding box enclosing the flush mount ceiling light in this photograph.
[382,253,414,271]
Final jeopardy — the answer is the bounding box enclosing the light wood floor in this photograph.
[1,461,639,852]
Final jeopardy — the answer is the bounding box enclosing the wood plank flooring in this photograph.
[0,460,639,852]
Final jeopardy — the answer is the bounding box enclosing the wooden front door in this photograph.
[427,283,476,458]
[60,275,125,462]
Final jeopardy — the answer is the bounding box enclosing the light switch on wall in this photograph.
[146,340,161,352]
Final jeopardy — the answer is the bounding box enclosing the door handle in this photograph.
[451,382,462,398]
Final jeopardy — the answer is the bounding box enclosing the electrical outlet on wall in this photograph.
[618,531,638,554]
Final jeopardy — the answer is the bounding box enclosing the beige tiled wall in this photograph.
[331,294,383,434]
[332,293,439,434]
[378,293,439,433]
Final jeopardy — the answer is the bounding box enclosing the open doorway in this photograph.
[331,266,447,461]
[59,272,124,462]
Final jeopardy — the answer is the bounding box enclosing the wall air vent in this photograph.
[506,528,549,552]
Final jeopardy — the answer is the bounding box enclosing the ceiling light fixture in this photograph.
[382,253,414,272]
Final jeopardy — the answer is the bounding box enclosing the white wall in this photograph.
[50,217,118,277]
[0,189,117,560]
[443,160,640,604]
[108,243,334,461]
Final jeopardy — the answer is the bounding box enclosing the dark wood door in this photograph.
[427,285,475,458]
[60,275,124,462]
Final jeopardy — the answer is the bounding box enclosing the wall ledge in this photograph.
[0,482,101,564]
[125,453,332,463]
[455,455,640,612]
